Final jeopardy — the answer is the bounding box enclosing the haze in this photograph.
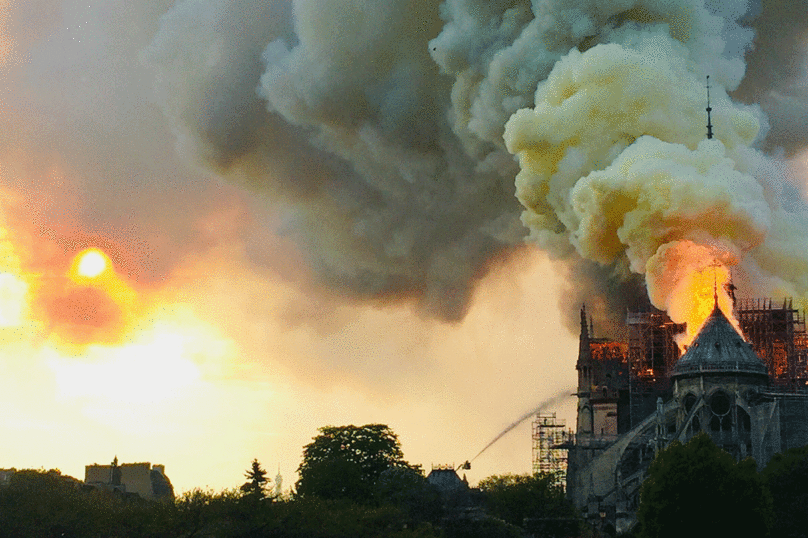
[0,0,806,494]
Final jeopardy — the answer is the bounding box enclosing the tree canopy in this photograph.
[0,470,443,538]
[241,458,269,500]
[296,424,412,503]
[762,444,808,538]
[478,472,576,529]
[373,465,442,523]
[636,433,773,538]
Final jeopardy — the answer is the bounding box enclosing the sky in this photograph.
[0,0,807,494]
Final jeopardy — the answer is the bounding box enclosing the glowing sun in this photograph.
[76,249,108,278]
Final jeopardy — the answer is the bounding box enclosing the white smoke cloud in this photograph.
[500,3,808,325]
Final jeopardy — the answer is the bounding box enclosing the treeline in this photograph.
[0,424,579,538]
[16,425,808,538]
[0,474,434,538]
[632,432,808,538]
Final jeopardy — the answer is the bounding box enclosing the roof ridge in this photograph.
[672,305,767,378]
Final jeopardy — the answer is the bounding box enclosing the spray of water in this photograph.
[470,388,574,463]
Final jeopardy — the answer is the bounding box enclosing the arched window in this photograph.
[709,391,731,415]
[709,391,732,432]
[683,393,697,414]
[580,405,593,434]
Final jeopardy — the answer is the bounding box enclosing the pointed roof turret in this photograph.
[580,304,589,340]
[577,305,592,369]
[672,304,767,379]
[706,75,714,140]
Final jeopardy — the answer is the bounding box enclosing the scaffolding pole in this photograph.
[737,298,808,392]
[626,310,684,427]
[532,413,570,489]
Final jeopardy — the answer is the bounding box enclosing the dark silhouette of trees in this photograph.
[478,472,578,536]
[762,444,808,538]
[296,424,413,503]
[171,487,251,537]
[636,433,773,538]
[373,465,442,523]
[170,489,443,538]
[0,460,472,537]
[441,516,522,538]
[0,469,171,538]
[241,458,269,500]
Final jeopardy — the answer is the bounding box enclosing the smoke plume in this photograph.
[144,0,808,331]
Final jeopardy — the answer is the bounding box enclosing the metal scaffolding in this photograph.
[626,310,684,427]
[737,298,808,391]
[532,413,570,489]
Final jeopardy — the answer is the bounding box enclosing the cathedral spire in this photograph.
[580,304,589,340]
[706,75,714,140]
[577,304,592,369]
[714,268,719,310]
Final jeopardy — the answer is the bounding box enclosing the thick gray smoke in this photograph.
[144,0,808,331]
[733,0,808,158]
[144,0,524,321]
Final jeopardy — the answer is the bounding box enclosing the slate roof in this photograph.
[672,303,768,379]
[426,468,466,493]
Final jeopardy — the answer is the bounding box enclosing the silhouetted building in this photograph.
[566,299,808,534]
[426,465,468,497]
[84,457,173,501]
[0,469,15,487]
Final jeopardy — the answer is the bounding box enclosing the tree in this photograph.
[636,433,773,538]
[0,469,172,538]
[762,444,808,538]
[296,424,412,503]
[0,469,93,538]
[373,465,442,523]
[171,487,249,537]
[478,472,576,530]
[241,459,269,500]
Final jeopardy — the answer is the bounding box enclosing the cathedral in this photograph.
[566,293,808,534]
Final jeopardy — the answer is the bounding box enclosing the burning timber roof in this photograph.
[672,303,768,379]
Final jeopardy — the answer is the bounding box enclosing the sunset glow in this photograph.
[47,313,230,407]
[0,271,27,327]
[76,249,107,278]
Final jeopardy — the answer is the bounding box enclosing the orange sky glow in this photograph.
[0,224,579,491]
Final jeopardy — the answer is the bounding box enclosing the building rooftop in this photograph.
[672,303,768,379]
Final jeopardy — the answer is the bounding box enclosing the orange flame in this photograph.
[646,240,745,354]
[670,264,742,351]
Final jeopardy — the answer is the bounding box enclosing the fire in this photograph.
[670,264,741,351]
[645,240,744,353]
